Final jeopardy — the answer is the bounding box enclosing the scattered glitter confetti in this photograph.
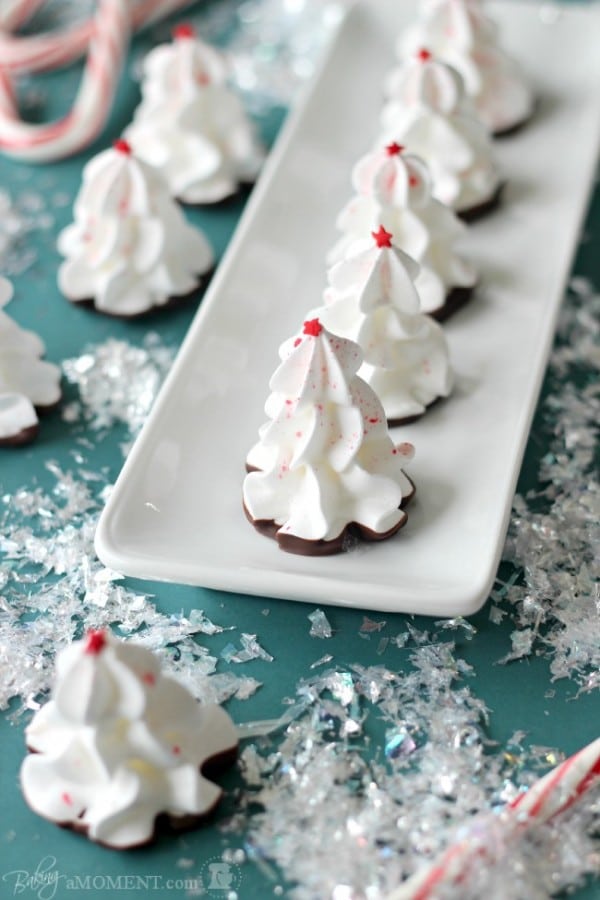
[61,335,176,444]
[495,282,600,689]
[360,616,387,634]
[221,634,274,664]
[310,654,334,669]
[308,608,333,639]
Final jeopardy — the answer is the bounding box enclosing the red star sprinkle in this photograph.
[173,23,195,39]
[303,319,323,337]
[84,630,107,655]
[372,225,393,248]
[417,48,432,62]
[385,142,404,156]
[113,138,132,155]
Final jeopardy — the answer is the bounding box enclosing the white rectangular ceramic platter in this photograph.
[96,0,600,616]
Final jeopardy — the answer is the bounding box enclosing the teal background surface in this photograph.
[0,3,599,899]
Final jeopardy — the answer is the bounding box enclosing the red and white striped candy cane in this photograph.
[0,0,197,75]
[386,736,600,900]
[0,0,199,161]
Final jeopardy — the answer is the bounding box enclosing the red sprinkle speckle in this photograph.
[113,138,132,155]
[84,630,107,655]
[368,417,379,424]
[61,792,73,806]
[409,174,419,187]
[372,225,393,249]
[142,672,156,686]
[303,318,323,337]
[173,23,195,40]
[385,141,404,156]
[417,48,432,62]
[293,338,302,347]
[172,745,181,755]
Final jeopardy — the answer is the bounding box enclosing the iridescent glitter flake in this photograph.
[233,643,600,899]
[308,608,333,639]
[495,279,600,689]
[62,334,175,444]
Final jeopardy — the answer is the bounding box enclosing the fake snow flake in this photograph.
[61,334,175,442]
[308,608,333,639]
[221,634,274,664]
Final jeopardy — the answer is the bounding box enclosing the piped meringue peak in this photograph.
[57,141,214,317]
[0,275,62,446]
[125,28,264,204]
[20,630,238,848]
[317,229,453,424]
[380,50,501,217]
[243,320,416,554]
[328,144,476,319]
[396,0,534,135]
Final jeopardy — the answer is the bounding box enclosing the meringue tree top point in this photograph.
[113,138,132,156]
[173,22,195,40]
[372,225,394,249]
[84,630,108,655]
[303,318,323,337]
[385,141,405,156]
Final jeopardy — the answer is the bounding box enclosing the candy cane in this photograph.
[0,0,197,74]
[0,0,130,162]
[386,736,600,900]
[0,0,199,161]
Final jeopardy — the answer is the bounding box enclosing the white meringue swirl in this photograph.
[328,144,476,316]
[57,141,214,316]
[126,29,264,204]
[244,318,414,545]
[396,0,533,135]
[20,630,238,848]
[316,231,453,422]
[0,276,61,442]
[380,51,500,214]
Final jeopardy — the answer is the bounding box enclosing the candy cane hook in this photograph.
[0,0,199,162]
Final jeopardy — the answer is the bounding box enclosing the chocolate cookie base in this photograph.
[429,284,475,323]
[181,179,255,209]
[66,270,214,320]
[457,182,504,224]
[24,741,238,849]
[0,423,40,447]
[493,117,530,139]
[387,394,445,428]
[0,394,62,449]
[243,474,416,557]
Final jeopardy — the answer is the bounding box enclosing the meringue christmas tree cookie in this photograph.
[20,630,238,848]
[57,139,214,317]
[396,0,534,136]
[317,227,453,424]
[125,24,264,204]
[380,49,501,220]
[244,318,416,555]
[0,276,61,446]
[328,141,476,320]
